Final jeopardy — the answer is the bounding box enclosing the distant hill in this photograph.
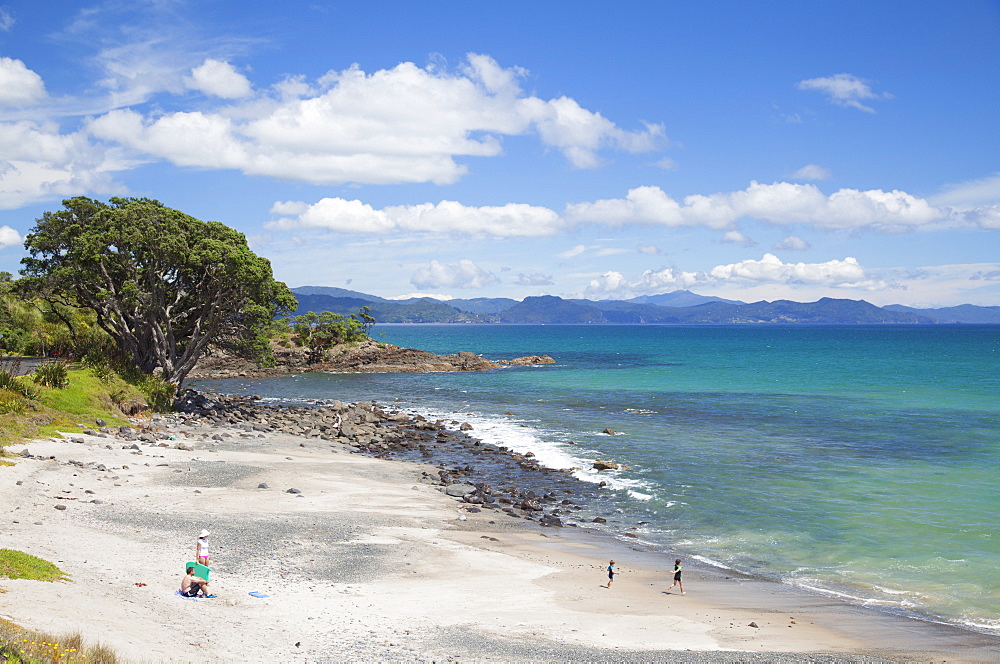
[292,294,375,315]
[443,297,519,314]
[884,304,1000,324]
[292,286,386,302]
[500,296,606,323]
[287,287,998,325]
[290,291,492,323]
[627,290,742,307]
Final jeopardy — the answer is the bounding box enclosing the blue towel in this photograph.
[175,590,205,602]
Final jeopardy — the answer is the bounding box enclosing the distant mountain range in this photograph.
[289,286,1000,325]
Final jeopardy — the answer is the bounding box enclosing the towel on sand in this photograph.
[175,590,205,602]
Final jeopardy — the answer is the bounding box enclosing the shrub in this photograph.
[32,362,69,389]
[0,370,38,400]
[80,354,115,383]
[0,396,27,415]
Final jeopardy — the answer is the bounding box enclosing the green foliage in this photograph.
[80,353,172,412]
[32,362,69,389]
[19,196,296,386]
[134,375,175,412]
[291,306,374,352]
[0,391,28,416]
[0,550,67,582]
[0,371,38,401]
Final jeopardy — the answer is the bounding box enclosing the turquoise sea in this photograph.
[202,324,1000,633]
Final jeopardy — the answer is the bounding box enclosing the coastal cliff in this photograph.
[188,339,554,379]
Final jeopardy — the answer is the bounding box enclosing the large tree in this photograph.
[19,197,296,386]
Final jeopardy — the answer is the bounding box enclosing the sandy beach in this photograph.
[2,406,998,663]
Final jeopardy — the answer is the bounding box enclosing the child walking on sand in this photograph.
[667,558,685,594]
[607,560,620,588]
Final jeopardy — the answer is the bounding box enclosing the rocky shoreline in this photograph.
[168,390,624,531]
[22,388,630,535]
[189,339,555,380]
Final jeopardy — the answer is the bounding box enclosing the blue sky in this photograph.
[1,0,999,307]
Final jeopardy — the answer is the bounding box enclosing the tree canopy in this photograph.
[291,307,374,350]
[18,197,296,386]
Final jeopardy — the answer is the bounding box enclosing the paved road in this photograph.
[0,356,51,376]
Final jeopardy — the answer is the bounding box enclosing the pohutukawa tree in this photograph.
[19,197,296,386]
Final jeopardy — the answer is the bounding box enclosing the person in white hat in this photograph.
[196,529,211,566]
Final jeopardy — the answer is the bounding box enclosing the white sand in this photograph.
[2,427,998,662]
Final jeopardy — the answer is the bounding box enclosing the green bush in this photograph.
[0,396,27,415]
[0,370,38,400]
[136,376,175,412]
[32,362,69,389]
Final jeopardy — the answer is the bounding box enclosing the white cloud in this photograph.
[961,204,1000,230]
[518,95,665,168]
[722,230,755,246]
[797,73,890,113]
[584,268,705,298]
[88,54,664,185]
[558,244,588,258]
[0,225,22,249]
[0,58,47,107]
[566,185,689,228]
[582,254,887,299]
[411,259,499,290]
[790,164,832,181]
[636,244,661,255]
[567,181,944,232]
[264,179,976,244]
[709,253,884,288]
[774,235,811,251]
[516,272,553,286]
[0,121,130,209]
[185,59,253,99]
[595,247,629,256]
[932,172,1000,207]
[266,197,563,237]
[0,7,13,31]
[387,292,454,300]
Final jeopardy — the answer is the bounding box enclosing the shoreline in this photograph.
[1,396,998,661]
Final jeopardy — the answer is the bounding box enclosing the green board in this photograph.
[184,561,210,581]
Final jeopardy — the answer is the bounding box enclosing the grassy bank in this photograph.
[0,364,151,450]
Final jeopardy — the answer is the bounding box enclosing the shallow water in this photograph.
[198,324,1000,633]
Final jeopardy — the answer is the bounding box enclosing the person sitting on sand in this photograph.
[667,558,685,594]
[196,529,211,566]
[180,567,213,598]
[607,560,620,588]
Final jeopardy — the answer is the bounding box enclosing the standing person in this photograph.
[607,560,620,588]
[196,530,211,566]
[667,558,685,594]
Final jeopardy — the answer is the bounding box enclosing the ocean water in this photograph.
[200,324,1000,633]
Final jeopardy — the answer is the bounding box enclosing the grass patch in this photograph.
[0,550,68,582]
[0,618,120,663]
[36,369,139,422]
[0,367,143,449]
